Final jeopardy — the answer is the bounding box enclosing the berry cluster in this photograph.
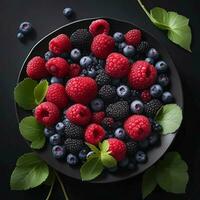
[26,19,174,170]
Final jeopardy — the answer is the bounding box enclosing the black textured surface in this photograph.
[1,0,200,199]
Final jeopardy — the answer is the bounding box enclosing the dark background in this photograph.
[1,0,200,199]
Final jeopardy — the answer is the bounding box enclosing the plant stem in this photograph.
[55,171,69,200]
[45,177,55,200]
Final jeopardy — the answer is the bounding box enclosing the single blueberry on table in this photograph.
[114,128,126,140]
[162,91,174,103]
[44,127,55,138]
[80,56,93,68]
[130,100,144,114]
[113,32,124,43]
[155,61,168,73]
[66,154,78,166]
[150,84,163,98]
[63,7,73,18]
[116,85,130,98]
[50,77,64,84]
[87,67,97,78]
[70,48,81,62]
[49,134,61,146]
[17,32,25,41]
[123,45,135,57]
[55,122,65,135]
[158,74,170,87]
[52,145,66,159]
[44,51,54,61]
[135,151,147,164]
[147,48,159,60]
[90,98,104,112]
[145,57,154,64]
[19,22,33,34]
[118,42,127,52]
[118,157,129,168]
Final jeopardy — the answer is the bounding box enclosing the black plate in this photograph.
[16,17,183,183]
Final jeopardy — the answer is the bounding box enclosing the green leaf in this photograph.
[34,80,48,104]
[10,153,49,190]
[80,156,104,181]
[142,167,157,199]
[155,104,183,135]
[100,152,117,168]
[156,152,189,193]
[100,140,109,152]
[19,116,45,149]
[85,143,100,153]
[14,78,38,110]
[137,0,192,52]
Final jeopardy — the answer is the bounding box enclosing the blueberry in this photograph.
[130,100,144,114]
[52,145,65,159]
[147,48,159,60]
[78,149,89,161]
[162,91,174,103]
[90,98,104,112]
[70,48,81,62]
[19,22,33,35]
[155,61,168,73]
[80,56,93,68]
[118,157,129,168]
[135,151,147,163]
[63,118,70,126]
[63,7,73,18]
[17,32,25,41]
[123,45,135,57]
[150,84,163,98]
[86,151,94,159]
[113,32,124,43]
[117,85,130,98]
[45,51,54,61]
[49,134,61,146]
[153,123,162,133]
[55,122,65,135]
[145,57,154,64]
[139,140,149,150]
[50,77,64,84]
[158,74,170,87]
[127,162,137,170]
[118,42,127,52]
[149,133,160,146]
[66,154,78,166]
[114,128,126,140]
[44,127,55,138]
[87,68,97,78]
[107,166,118,173]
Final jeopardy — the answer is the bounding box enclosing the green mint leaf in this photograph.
[85,143,100,153]
[19,116,45,149]
[100,140,109,152]
[10,153,49,190]
[155,104,183,135]
[156,152,189,193]
[137,0,192,52]
[80,156,103,181]
[34,80,48,105]
[100,152,117,168]
[14,78,38,110]
[142,167,157,199]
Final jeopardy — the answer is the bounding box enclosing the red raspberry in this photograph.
[107,138,126,161]
[84,123,106,145]
[35,102,60,126]
[26,56,49,79]
[105,53,130,78]
[89,19,110,36]
[46,83,68,109]
[66,104,92,126]
[69,63,81,78]
[125,29,142,46]
[124,115,151,141]
[129,61,157,90]
[91,112,105,124]
[45,57,70,78]
[65,77,97,105]
[141,89,151,103]
[49,34,71,55]
[91,34,115,59]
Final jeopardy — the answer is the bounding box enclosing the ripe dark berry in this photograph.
[126,141,138,155]
[87,67,97,78]
[44,127,55,138]
[64,122,83,139]
[63,7,73,18]
[101,117,114,130]
[130,100,144,114]
[118,42,127,52]
[17,32,25,41]
[145,57,154,64]
[64,138,84,155]
[137,41,150,54]
[95,71,111,86]
[80,56,93,68]
[147,48,159,60]
[19,22,33,35]
[45,51,54,61]
[70,48,81,62]
[113,32,124,42]
[135,151,147,163]
[150,84,163,98]
[98,85,117,102]
[123,45,135,57]
[66,154,79,166]
[52,145,66,159]
[153,123,163,133]
[144,99,163,117]
[55,122,65,135]
[116,85,130,98]
[149,133,161,146]
[49,134,61,146]
[162,91,174,103]
[158,74,170,87]
[90,98,104,112]
[114,128,126,140]
[155,61,168,73]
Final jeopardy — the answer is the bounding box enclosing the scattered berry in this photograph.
[116,85,130,98]
[126,141,138,155]
[114,128,126,140]
[125,29,141,46]
[118,42,127,52]
[123,45,135,57]
[44,127,55,138]
[135,151,147,163]
[136,41,149,54]
[64,121,83,139]
[69,63,81,78]
[49,134,61,146]
[101,117,114,130]
[19,22,33,35]
[155,61,168,73]
[144,99,163,117]
[150,84,163,98]
[52,145,65,159]
[55,122,65,135]
[17,32,25,41]
[65,138,84,155]
[140,90,151,103]
[80,56,93,68]
[113,32,124,43]
[147,48,159,60]
[162,91,174,103]
[87,67,97,78]
[95,71,111,86]
[63,7,73,18]
[89,19,110,36]
[78,148,89,161]
[98,84,116,102]
[130,100,144,114]
[157,74,170,87]
[66,153,79,165]
[44,51,54,61]
[90,98,104,112]
[91,112,105,124]
[70,48,81,62]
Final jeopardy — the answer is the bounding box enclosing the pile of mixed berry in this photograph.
[26,19,174,171]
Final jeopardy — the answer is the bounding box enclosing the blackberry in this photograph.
[106,101,130,120]
[95,71,111,86]
[137,41,150,54]
[126,141,138,155]
[98,85,116,102]
[101,117,114,130]
[64,138,84,155]
[70,29,93,50]
[64,122,83,139]
[144,99,163,117]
